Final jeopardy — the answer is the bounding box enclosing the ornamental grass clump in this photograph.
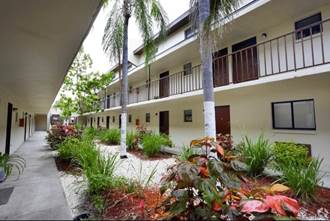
[241,135,272,176]
[142,133,173,156]
[281,158,323,201]
[99,129,121,145]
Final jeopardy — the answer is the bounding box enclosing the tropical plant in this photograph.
[216,133,233,149]
[82,127,98,140]
[0,152,25,181]
[190,0,239,144]
[280,158,323,200]
[241,135,272,176]
[46,124,81,149]
[102,0,168,158]
[160,137,300,220]
[142,133,170,157]
[273,142,310,170]
[99,129,121,145]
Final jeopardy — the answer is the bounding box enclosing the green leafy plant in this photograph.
[142,134,170,157]
[273,142,310,170]
[281,158,323,200]
[99,129,121,145]
[126,131,138,150]
[82,127,98,140]
[0,152,25,181]
[241,135,272,176]
[179,145,194,161]
[46,124,81,150]
[160,133,173,147]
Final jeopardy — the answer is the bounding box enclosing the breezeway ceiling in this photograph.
[0,0,102,113]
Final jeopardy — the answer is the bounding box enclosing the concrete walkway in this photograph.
[0,132,72,220]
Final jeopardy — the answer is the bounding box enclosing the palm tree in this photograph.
[102,0,167,158]
[191,0,238,139]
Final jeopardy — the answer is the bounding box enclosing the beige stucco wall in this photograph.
[88,73,330,172]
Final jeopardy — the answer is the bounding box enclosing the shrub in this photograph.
[46,124,80,149]
[160,133,173,147]
[241,135,272,176]
[216,133,233,149]
[0,152,25,181]
[126,131,138,150]
[281,158,323,200]
[82,127,98,140]
[99,129,121,145]
[273,142,310,170]
[142,134,167,156]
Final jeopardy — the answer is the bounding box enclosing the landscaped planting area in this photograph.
[46,125,330,220]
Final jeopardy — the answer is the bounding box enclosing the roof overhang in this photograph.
[0,0,102,113]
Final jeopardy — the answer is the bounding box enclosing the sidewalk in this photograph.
[0,132,72,220]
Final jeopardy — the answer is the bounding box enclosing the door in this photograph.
[5,103,13,154]
[35,114,47,131]
[90,117,93,128]
[119,114,121,128]
[24,113,27,141]
[29,114,31,137]
[97,117,100,128]
[215,106,231,135]
[213,48,229,87]
[232,37,258,83]
[106,116,110,129]
[159,71,169,98]
[159,111,169,135]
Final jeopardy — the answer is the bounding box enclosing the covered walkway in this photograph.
[0,132,72,220]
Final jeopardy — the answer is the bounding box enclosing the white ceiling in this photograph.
[0,0,102,113]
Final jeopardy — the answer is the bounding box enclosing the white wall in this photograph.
[0,87,35,154]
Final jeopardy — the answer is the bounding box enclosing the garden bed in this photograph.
[55,157,81,176]
[128,148,174,161]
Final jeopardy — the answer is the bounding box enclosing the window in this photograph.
[184,110,192,122]
[128,114,132,123]
[295,13,322,40]
[183,63,192,76]
[272,99,316,130]
[146,113,150,123]
[184,27,194,39]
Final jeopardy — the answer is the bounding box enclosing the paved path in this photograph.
[0,132,72,220]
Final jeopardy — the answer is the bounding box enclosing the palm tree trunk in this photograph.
[198,0,216,139]
[120,1,130,158]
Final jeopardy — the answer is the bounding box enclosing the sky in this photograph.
[83,0,190,73]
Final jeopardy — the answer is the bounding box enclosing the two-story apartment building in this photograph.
[82,0,330,174]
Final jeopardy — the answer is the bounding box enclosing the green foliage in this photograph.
[273,142,310,170]
[281,158,323,200]
[82,127,98,140]
[126,131,138,150]
[99,129,121,145]
[179,146,194,161]
[0,153,25,181]
[56,48,114,118]
[241,135,272,176]
[46,124,81,150]
[160,133,173,147]
[142,133,171,156]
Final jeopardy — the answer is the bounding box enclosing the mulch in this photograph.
[54,157,82,175]
[102,187,167,220]
[128,148,174,161]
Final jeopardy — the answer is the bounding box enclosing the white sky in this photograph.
[83,0,190,73]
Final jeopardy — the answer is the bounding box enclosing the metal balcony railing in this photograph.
[104,19,330,109]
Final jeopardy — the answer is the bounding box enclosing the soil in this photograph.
[302,186,330,213]
[102,187,167,220]
[55,157,82,175]
[128,148,174,161]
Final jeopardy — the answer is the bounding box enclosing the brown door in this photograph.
[213,48,229,87]
[159,111,169,135]
[232,37,258,83]
[159,71,169,98]
[97,117,100,128]
[215,106,231,135]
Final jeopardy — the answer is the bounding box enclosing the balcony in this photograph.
[103,18,330,110]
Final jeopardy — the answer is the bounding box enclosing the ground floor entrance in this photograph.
[215,105,231,135]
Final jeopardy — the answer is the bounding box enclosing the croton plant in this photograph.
[46,124,80,150]
[160,136,300,220]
